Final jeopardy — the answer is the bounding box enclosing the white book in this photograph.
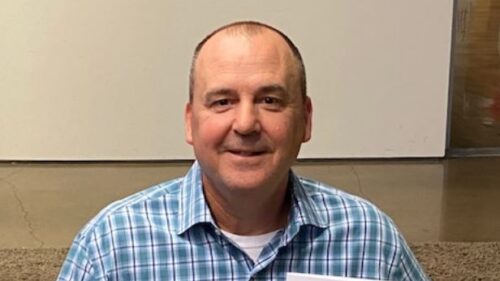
[287,272,376,281]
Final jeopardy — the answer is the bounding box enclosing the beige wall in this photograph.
[0,1,454,160]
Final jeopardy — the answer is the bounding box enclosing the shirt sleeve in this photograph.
[57,232,104,281]
[390,235,430,281]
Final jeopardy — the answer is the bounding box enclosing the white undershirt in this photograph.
[221,229,281,262]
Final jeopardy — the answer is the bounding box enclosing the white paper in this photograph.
[286,272,375,281]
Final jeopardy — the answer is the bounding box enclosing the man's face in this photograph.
[185,30,312,194]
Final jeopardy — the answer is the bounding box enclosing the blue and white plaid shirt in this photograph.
[58,162,428,281]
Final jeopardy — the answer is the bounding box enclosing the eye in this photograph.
[263,96,279,104]
[214,99,230,106]
[259,96,283,110]
[209,98,234,112]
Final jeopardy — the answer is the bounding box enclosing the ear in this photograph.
[302,96,313,143]
[185,102,194,145]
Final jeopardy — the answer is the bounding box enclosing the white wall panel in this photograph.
[0,1,453,160]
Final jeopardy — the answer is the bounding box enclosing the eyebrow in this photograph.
[204,88,236,103]
[203,84,289,103]
[256,84,288,96]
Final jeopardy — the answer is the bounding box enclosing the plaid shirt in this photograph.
[58,162,428,281]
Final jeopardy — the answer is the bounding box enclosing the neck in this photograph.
[203,176,291,235]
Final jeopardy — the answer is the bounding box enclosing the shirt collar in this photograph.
[177,161,215,235]
[177,162,327,235]
[288,171,328,229]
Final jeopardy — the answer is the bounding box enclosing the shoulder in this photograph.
[296,176,414,268]
[297,176,401,238]
[76,177,184,242]
[58,177,186,280]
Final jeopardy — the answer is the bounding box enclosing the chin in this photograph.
[222,174,270,191]
[219,160,291,190]
[238,168,285,189]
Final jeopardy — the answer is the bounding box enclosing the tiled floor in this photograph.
[0,157,499,249]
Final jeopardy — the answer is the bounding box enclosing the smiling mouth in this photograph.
[227,150,266,157]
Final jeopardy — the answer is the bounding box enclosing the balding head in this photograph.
[189,21,306,102]
[184,20,313,205]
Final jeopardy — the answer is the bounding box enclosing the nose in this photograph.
[233,102,261,136]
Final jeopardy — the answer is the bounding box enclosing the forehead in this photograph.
[194,29,297,83]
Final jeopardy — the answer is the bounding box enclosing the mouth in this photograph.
[227,149,266,157]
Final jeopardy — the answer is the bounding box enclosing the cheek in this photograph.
[264,114,301,144]
[192,113,231,145]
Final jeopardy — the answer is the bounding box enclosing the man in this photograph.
[58,21,429,281]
